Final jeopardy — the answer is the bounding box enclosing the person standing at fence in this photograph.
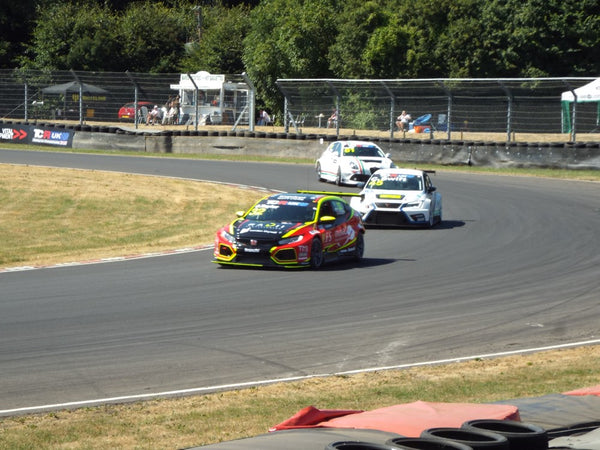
[396,110,411,131]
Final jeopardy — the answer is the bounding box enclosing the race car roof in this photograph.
[372,168,427,177]
[268,192,322,202]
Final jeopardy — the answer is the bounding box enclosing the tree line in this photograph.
[1,0,599,111]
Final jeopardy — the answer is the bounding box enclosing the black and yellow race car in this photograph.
[213,192,366,269]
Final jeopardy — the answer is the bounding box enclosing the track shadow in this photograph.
[316,257,408,271]
[435,220,466,229]
[214,257,402,271]
[366,219,466,230]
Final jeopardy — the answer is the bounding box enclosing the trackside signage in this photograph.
[0,125,74,147]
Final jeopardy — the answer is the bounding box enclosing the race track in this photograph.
[1,149,599,414]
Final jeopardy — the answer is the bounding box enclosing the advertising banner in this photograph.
[0,124,74,148]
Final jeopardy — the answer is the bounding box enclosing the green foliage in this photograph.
[180,4,251,74]
[19,2,118,71]
[117,2,193,73]
[329,0,398,78]
[20,0,194,72]
[339,92,383,130]
[243,0,338,113]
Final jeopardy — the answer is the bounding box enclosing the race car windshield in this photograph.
[344,146,384,157]
[368,175,423,191]
[245,201,316,223]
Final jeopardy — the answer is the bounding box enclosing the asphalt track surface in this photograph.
[1,149,599,414]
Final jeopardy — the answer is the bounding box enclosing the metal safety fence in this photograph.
[276,77,600,142]
[0,69,253,130]
[1,70,599,142]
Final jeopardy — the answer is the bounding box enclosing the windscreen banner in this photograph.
[1,124,74,148]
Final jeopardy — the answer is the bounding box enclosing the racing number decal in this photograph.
[250,207,266,216]
[368,178,384,187]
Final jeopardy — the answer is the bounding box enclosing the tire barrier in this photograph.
[461,419,548,450]
[325,441,396,450]
[387,437,473,449]
[2,119,598,169]
[420,428,509,449]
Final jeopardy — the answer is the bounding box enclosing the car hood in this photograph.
[234,219,305,240]
[350,156,390,165]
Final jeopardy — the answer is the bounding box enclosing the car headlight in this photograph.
[403,195,427,209]
[278,235,303,245]
[220,229,236,243]
[349,161,359,170]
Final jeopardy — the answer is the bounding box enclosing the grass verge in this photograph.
[0,345,598,449]
[0,164,267,268]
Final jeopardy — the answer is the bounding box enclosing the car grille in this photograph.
[237,237,277,248]
[234,237,276,263]
[374,202,402,209]
[366,211,409,225]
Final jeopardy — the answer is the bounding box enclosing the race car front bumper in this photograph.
[213,232,313,268]
[361,206,430,226]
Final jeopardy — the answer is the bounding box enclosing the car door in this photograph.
[322,142,342,176]
[317,199,354,252]
[423,172,437,213]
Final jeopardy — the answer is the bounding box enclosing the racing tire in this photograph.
[316,163,325,182]
[461,419,548,450]
[310,238,324,269]
[353,233,365,262]
[326,441,392,450]
[421,428,509,449]
[335,168,343,186]
[387,437,473,449]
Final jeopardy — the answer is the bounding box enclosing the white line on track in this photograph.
[2,338,599,416]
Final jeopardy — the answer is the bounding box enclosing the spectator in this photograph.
[327,109,338,128]
[146,105,160,125]
[258,109,271,125]
[396,110,411,131]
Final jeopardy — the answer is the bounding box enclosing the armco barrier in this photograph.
[2,121,599,170]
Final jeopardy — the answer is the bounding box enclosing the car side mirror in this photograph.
[319,215,336,223]
[236,210,245,217]
[428,186,437,193]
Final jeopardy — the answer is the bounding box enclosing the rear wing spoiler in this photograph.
[297,190,362,197]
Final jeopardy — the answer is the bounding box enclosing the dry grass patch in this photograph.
[0,164,266,268]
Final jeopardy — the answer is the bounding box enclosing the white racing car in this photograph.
[350,168,442,227]
[316,140,395,186]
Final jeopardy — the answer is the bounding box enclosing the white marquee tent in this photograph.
[561,78,600,133]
